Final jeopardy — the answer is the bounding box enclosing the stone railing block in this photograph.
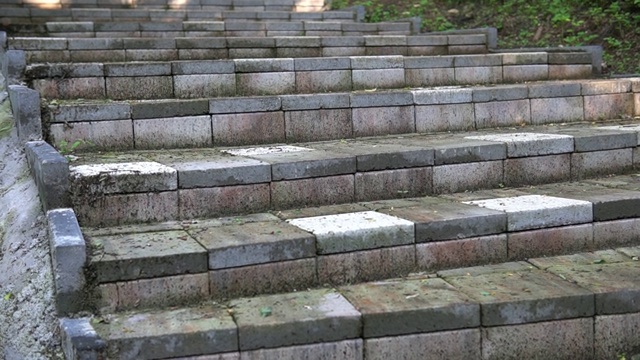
[47,208,87,315]
[8,85,42,142]
[25,141,70,211]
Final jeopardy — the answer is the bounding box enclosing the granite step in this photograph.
[0,8,357,24]
[59,245,640,359]
[0,0,328,11]
[2,19,415,38]
[9,33,491,63]
[24,52,592,101]
[60,121,640,227]
[39,78,637,152]
[73,175,640,313]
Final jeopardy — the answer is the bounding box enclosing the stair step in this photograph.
[62,247,640,359]
[2,19,414,37]
[10,33,491,63]
[42,78,636,153]
[67,122,640,226]
[0,0,328,11]
[27,52,591,100]
[0,8,356,23]
[76,173,640,314]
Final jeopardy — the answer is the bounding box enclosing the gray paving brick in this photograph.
[89,230,207,282]
[131,99,209,119]
[350,91,413,107]
[210,96,281,114]
[145,150,271,188]
[281,93,349,110]
[293,57,351,71]
[230,290,361,350]
[172,60,235,75]
[383,198,506,241]
[189,221,315,269]
[350,55,403,69]
[234,58,294,72]
[413,87,472,105]
[473,85,529,102]
[246,149,355,180]
[441,262,594,326]
[341,278,479,338]
[94,305,238,358]
[404,56,454,69]
[104,62,171,77]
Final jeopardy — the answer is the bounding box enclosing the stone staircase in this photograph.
[2,0,640,359]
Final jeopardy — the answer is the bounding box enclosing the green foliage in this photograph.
[57,139,89,155]
[330,0,640,74]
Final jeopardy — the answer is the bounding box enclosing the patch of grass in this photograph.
[0,100,14,139]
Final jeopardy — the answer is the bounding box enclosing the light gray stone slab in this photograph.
[244,150,356,180]
[465,133,574,157]
[231,290,361,350]
[189,221,315,269]
[70,161,177,195]
[412,87,472,105]
[287,211,414,254]
[463,194,593,231]
[222,145,311,157]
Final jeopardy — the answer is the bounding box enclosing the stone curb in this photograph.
[48,208,87,315]
[59,318,106,360]
[7,84,42,142]
[25,141,70,211]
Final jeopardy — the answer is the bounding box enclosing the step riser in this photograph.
[28,53,589,101]
[43,78,636,152]
[0,0,328,11]
[3,20,415,37]
[10,34,489,63]
[1,10,354,22]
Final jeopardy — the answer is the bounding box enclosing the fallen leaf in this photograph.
[259,307,272,317]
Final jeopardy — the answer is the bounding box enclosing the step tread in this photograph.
[72,246,640,358]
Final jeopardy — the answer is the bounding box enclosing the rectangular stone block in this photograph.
[133,116,212,149]
[285,109,352,142]
[432,139,506,165]
[584,93,634,121]
[106,76,173,100]
[210,96,281,114]
[508,224,593,260]
[131,99,209,119]
[474,99,531,128]
[179,184,270,219]
[212,112,285,146]
[415,104,475,133]
[74,191,178,227]
[317,245,415,285]
[528,82,582,98]
[417,235,507,272]
[229,48,276,58]
[365,329,480,360]
[504,154,571,186]
[32,77,106,100]
[433,160,503,194]
[241,340,362,360]
[413,87,472,105]
[502,64,547,82]
[276,47,322,58]
[365,46,408,56]
[595,313,640,360]
[281,93,350,111]
[549,64,592,80]
[530,97,584,124]
[593,218,640,248]
[209,258,317,299]
[235,58,293,72]
[352,106,414,137]
[405,68,455,87]
[270,175,355,209]
[174,74,236,98]
[482,318,594,360]
[582,79,631,95]
[352,69,405,90]
[355,167,433,202]
[49,120,134,151]
[571,148,633,180]
[236,72,295,96]
[295,70,351,93]
[472,85,529,102]
[455,66,502,84]
[322,47,365,57]
[116,273,209,310]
